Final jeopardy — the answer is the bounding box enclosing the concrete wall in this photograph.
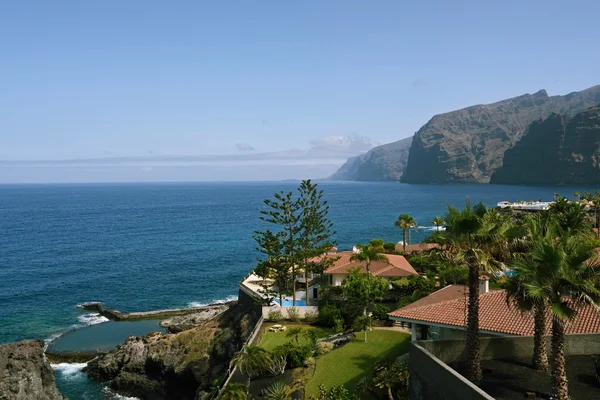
[410,343,494,400]
[262,306,319,320]
[331,274,345,286]
[410,334,600,400]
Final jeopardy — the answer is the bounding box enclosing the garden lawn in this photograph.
[305,329,411,397]
[258,323,334,352]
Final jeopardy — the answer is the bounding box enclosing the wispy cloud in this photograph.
[0,135,377,169]
[235,143,256,152]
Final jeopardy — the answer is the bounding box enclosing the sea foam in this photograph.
[188,294,237,308]
[102,386,140,400]
[51,362,88,377]
[77,313,110,326]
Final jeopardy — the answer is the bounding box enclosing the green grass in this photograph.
[258,323,334,351]
[305,330,411,397]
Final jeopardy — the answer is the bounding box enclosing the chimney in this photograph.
[479,276,489,294]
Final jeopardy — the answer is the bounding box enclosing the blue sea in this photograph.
[1,181,597,398]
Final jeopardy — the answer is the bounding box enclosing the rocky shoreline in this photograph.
[0,340,65,400]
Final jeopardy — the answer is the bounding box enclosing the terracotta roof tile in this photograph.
[389,285,600,336]
[321,252,418,278]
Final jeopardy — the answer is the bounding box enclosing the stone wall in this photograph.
[410,334,600,400]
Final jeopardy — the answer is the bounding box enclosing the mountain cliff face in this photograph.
[330,85,600,183]
[490,106,600,184]
[402,86,600,183]
[328,136,412,181]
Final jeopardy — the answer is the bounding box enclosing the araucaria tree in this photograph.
[433,200,510,382]
[298,180,337,306]
[261,191,301,305]
[257,181,336,306]
[395,214,417,252]
[254,229,288,305]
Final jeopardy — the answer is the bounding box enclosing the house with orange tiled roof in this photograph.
[318,249,418,286]
[389,277,600,341]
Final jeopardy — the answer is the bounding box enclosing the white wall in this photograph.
[262,306,319,319]
[332,274,345,286]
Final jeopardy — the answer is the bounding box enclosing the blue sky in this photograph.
[1,0,599,182]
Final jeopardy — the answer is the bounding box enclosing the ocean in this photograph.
[1,181,597,398]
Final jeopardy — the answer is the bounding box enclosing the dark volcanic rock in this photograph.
[491,105,600,184]
[85,304,259,400]
[402,86,600,183]
[329,136,412,181]
[0,340,65,400]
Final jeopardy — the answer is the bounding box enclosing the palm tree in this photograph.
[373,361,409,400]
[350,239,388,274]
[230,345,271,386]
[432,216,445,231]
[219,382,248,400]
[433,200,510,382]
[523,233,600,400]
[263,381,292,400]
[395,214,417,252]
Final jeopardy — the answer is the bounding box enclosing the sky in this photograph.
[1,0,599,183]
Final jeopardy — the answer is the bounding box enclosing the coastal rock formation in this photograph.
[85,304,259,400]
[330,85,600,183]
[491,106,600,184]
[0,340,65,400]
[159,304,229,333]
[329,136,413,181]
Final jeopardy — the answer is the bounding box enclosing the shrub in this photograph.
[310,385,357,400]
[286,307,300,322]
[268,310,283,322]
[303,310,318,323]
[371,304,391,320]
[267,354,287,376]
[384,242,397,253]
[272,343,313,369]
[333,318,344,333]
[263,381,292,400]
[315,341,334,356]
[318,305,342,327]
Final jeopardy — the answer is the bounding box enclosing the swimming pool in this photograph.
[275,299,307,306]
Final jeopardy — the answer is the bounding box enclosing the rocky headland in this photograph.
[0,340,65,400]
[84,303,259,400]
[329,84,600,184]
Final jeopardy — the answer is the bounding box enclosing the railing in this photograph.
[209,314,265,399]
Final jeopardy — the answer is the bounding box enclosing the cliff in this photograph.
[491,106,600,184]
[402,85,600,183]
[329,136,412,181]
[85,304,258,400]
[330,85,600,183]
[0,340,65,400]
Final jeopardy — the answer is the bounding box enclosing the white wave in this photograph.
[76,301,102,308]
[188,294,237,308]
[77,313,110,326]
[51,362,88,377]
[415,225,446,231]
[44,332,63,351]
[102,386,139,400]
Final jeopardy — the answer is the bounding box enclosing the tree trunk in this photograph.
[532,304,549,371]
[364,329,367,343]
[304,264,310,307]
[596,206,600,238]
[465,265,482,382]
[387,386,394,400]
[402,230,407,253]
[551,317,569,400]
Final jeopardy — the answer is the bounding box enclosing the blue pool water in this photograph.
[1,181,598,398]
[277,300,307,306]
